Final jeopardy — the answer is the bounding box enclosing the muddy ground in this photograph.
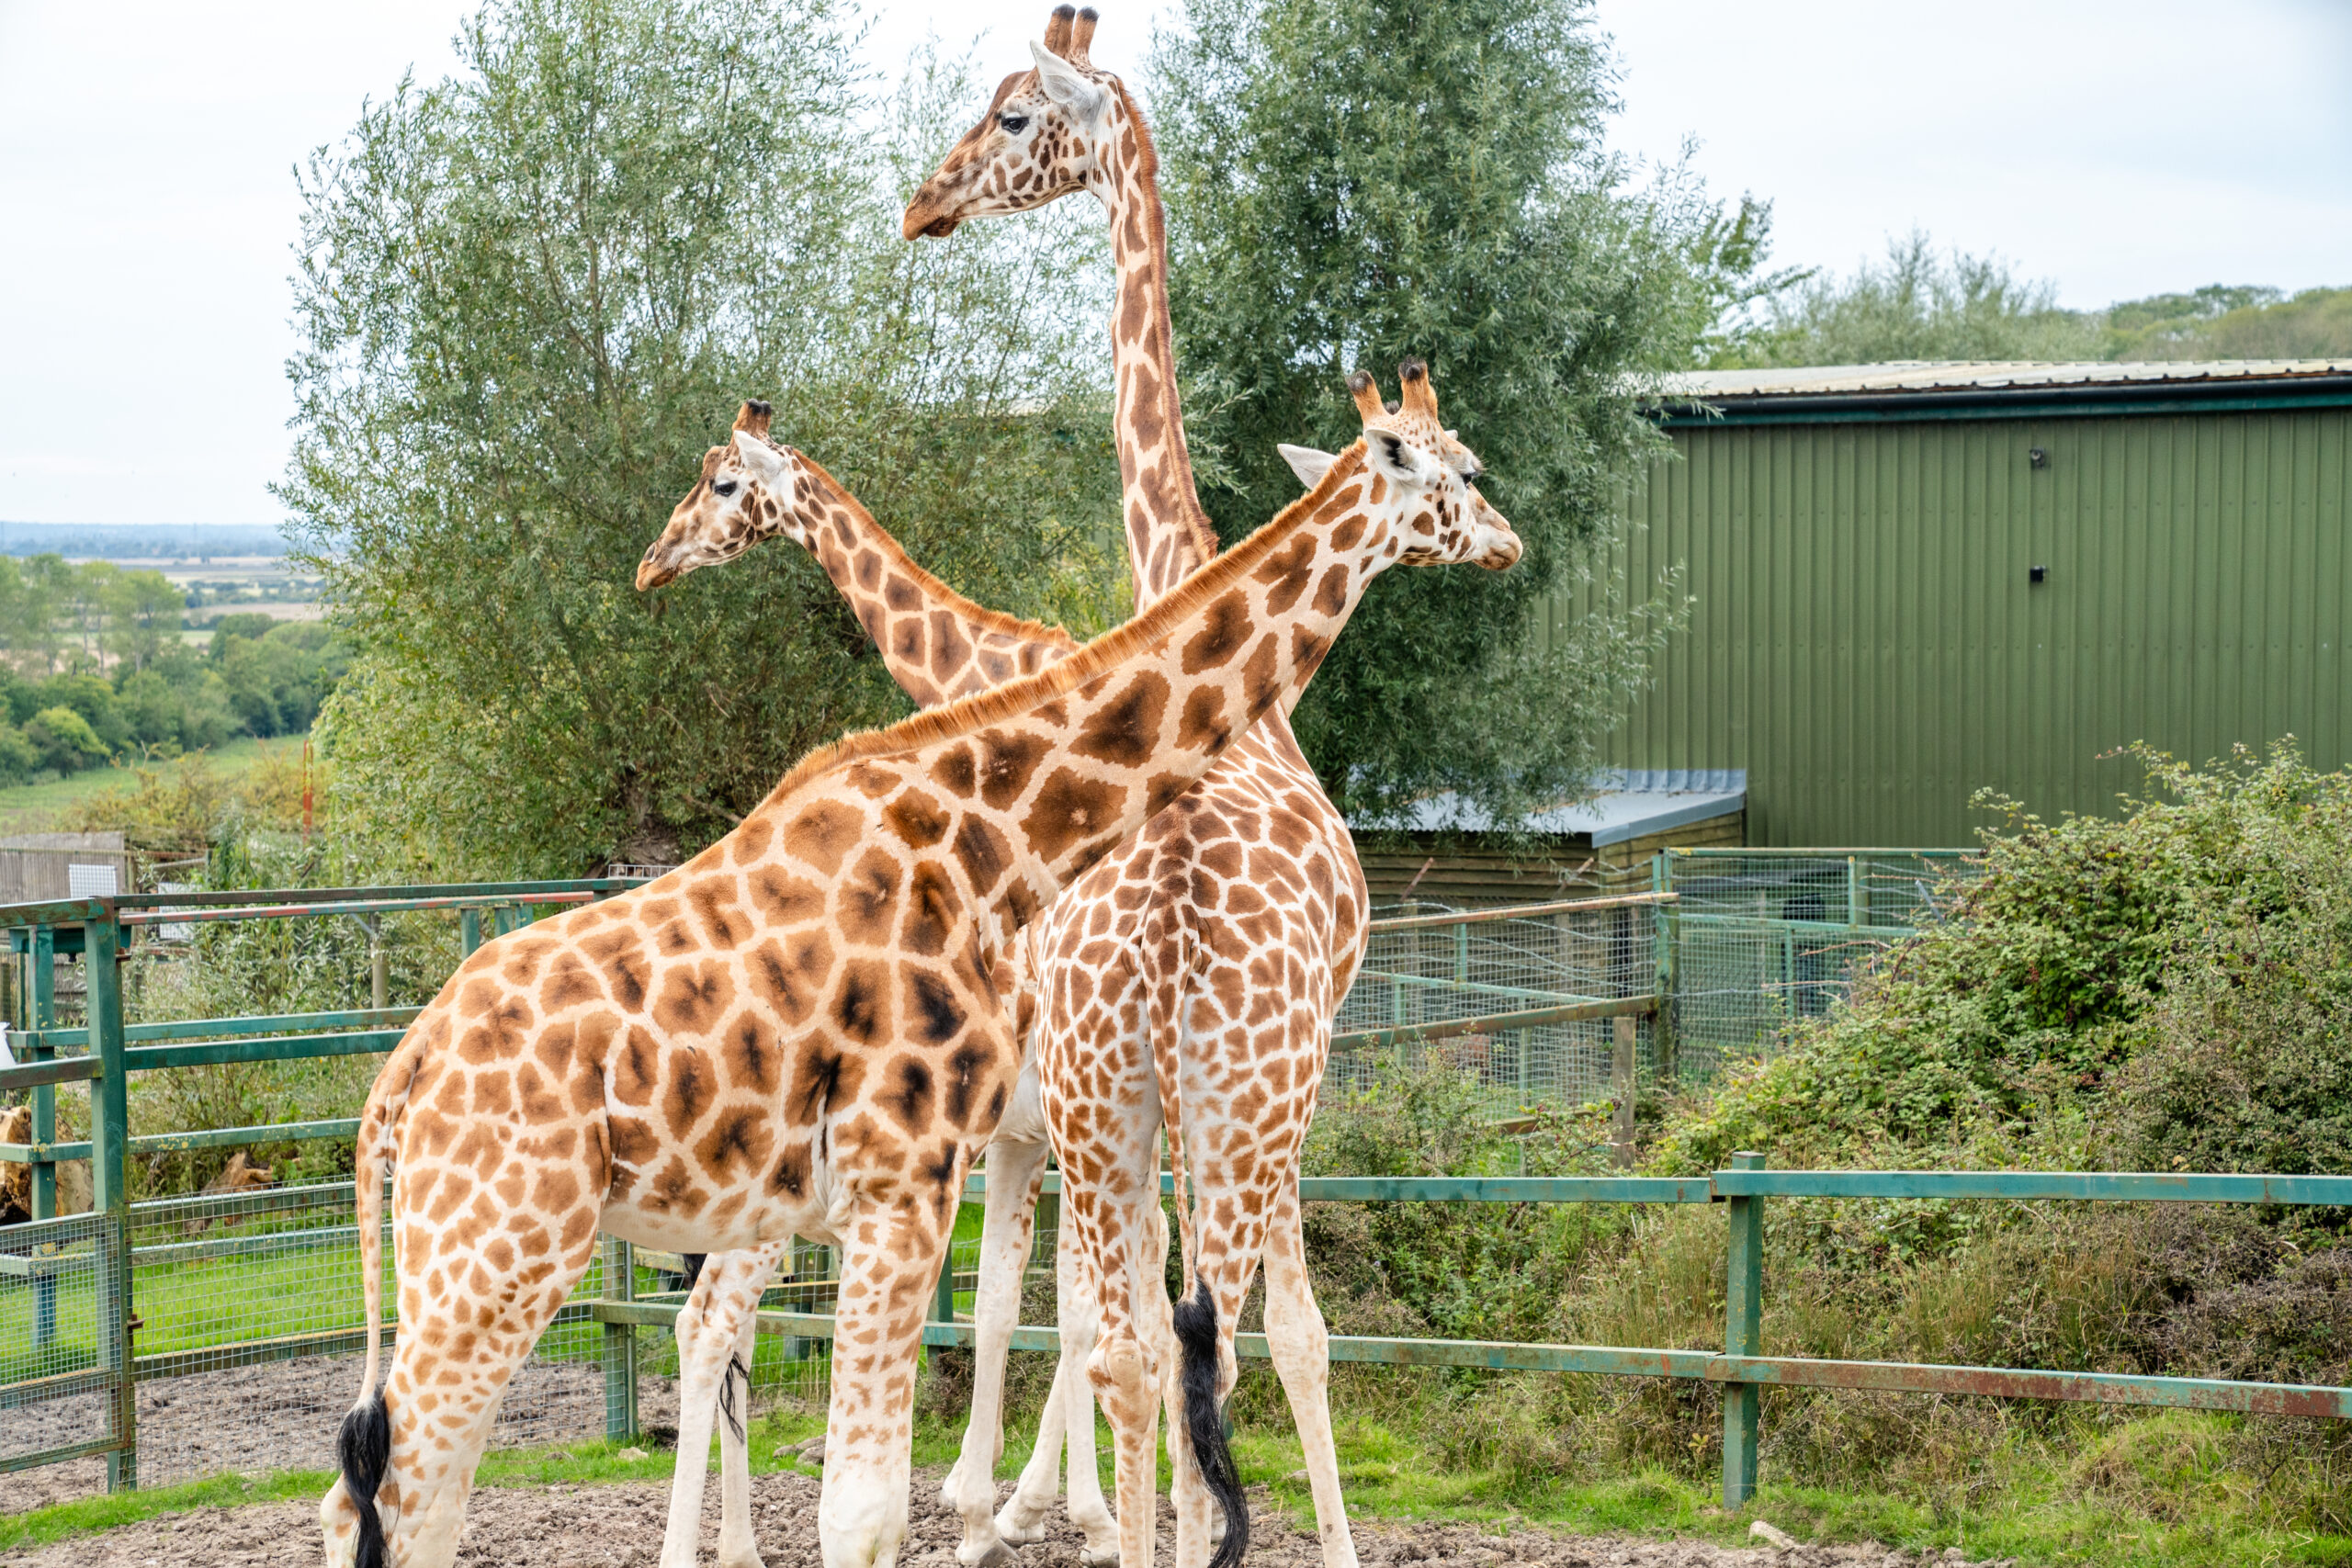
[0,1467,2009,1568]
[1,1354,676,1515]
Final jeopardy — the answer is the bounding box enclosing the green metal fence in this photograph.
[7,874,2345,1517]
[1653,847,1982,1080]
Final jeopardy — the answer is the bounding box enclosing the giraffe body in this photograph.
[326,383,1517,1568]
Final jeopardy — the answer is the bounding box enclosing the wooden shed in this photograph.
[1351,770,1746,909]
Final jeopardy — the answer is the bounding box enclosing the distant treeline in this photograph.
[0,551,345,784]
[0,522,288,558]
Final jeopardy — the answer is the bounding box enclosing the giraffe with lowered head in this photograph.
[322,369,1518,1568]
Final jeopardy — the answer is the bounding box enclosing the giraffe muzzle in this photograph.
[637,541,684,591]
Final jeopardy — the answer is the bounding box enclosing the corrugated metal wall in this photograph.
[1545,408,2352,845]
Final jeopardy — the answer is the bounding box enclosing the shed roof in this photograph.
[1648,360,2352,426]
[1354,770,1746,848]
[1661,360,2352,400]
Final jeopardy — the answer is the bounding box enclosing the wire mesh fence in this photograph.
[1329,897,1661,1116]
[1662,850,1980,1080]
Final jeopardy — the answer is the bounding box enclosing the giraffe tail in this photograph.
[1150,960,1246,1568]
[340,1030,420,1568]
[1172,1282,1247,1568]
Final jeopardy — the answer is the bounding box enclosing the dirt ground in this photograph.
[0,1466,2010,1568]
[1,1354,676,1516]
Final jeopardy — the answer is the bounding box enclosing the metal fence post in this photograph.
[603,1234,638,1443]
[86,910,137,1492]
[933,1243,957,1326]
[460,908,482,956]
[1847,854,1863,930]
[27,924,58,1348]
[1651,861,1680,1084]
[1722,1150,1766,1509]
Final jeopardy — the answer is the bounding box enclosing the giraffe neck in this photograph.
[753,446,1386,964]
[789,455,1078,705]
[1097,84,1219,610]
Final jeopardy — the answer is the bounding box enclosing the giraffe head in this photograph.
[901,6,1123,240]
[1291,361,1521,571]
[637,400,804,589]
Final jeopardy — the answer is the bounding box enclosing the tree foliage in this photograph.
[284,0,1125,877]
[1149,0,1734,826]
[2102,284,2352,361]
[1715,230,2102,367]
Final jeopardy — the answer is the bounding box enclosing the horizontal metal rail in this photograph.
[1367,891,1675,933]
[1330,995,1654,1052]
[17,1005,425,1053]
[115,890,595,928]
[587,1300,2352,1422]
[1711,1168,2352,1205]
[0,1055,101,1092]
[2,1117,365,1166]
[1677,911,1919,941]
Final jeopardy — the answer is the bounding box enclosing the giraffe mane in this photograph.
[759,441,1370,808]
[790,450,1080,655]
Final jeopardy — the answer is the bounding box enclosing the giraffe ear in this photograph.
[1362,427,1438,488]
[1276,444,1338,490]
[730,430,791,490]
[1030,39,1110,121]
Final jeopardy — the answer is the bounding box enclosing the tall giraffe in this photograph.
[322,373,1517,1568]
[635,409,1117,1568]
[902,14,1434,1568]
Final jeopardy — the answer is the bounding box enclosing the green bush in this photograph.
[25,705,108,773]
[1657,743,2352,1188]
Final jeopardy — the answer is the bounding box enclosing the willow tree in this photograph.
[283,0,1119,877]
[1151,0,1742,825]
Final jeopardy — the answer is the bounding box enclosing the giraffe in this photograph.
[635,411,1118,1568]
[899,14,1458,1568]
[322,371,1518,1568]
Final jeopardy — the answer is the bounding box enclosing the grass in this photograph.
[8,1404,2349,1564]
[0,735,304,832]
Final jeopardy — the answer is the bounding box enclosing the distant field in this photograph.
[0,736,306,834]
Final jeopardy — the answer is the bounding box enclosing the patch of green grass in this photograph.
[0,735,303,831]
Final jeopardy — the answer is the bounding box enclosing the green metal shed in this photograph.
[1541,361,2352,846]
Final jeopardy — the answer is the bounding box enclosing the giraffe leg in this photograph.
[944,1132,1049,1568]
[717,1253,775,1568]
[1080,1179,1169,1568]
[820,1182,965,1568]
[1261,1187,1356,1568]
[1001,1214,1117,1563]
[356,1199,602,1568]
[663,1249,778,1568]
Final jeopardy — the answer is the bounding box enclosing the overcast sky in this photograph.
[2,0,2346,526]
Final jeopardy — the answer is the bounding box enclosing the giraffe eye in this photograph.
[997,112,1029,134]
[712,479,738,497]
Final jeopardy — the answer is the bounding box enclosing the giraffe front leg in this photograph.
[662,1250,776,1568]
[1001,1220,1116,1564]
[820,1185,962,1568]
[717,1244,791,1568]
[944,1133,1049,1568]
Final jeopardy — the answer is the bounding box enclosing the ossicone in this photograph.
[1043,4,1076,54]
[1069,6,1099,66]
[1347,369,1386,423]
[733,400,774,439]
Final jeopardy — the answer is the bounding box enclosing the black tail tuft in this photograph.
[1172,1278,1247,1568]
[337,1390,391,1568]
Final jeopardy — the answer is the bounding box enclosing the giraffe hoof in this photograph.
[1080,1545,1119,1567]
[967,1540,1022,1568]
